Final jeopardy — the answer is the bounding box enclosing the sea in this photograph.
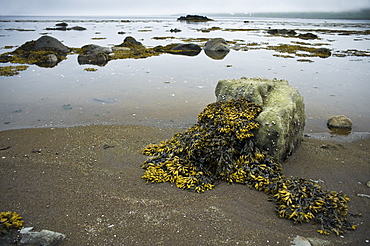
[0,15,369,132]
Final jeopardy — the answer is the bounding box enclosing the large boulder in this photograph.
[33,35,70,54]
[215,77,305,162]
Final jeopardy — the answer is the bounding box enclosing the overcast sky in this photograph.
[1,0,369,16]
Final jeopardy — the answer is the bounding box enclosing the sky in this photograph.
[0,0,369,16]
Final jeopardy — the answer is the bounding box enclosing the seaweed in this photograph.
[141,98,357,235]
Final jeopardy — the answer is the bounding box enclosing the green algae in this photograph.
[0,65,29,76]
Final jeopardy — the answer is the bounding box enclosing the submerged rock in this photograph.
[215,77,305,161]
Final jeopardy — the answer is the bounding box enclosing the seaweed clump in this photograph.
[141,98,357,235]
[0,65,29,76]
[0,211,24,234]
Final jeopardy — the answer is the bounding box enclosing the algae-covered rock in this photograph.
[77,44,111,66]
[1,35,69,67]
[215,77,305,161]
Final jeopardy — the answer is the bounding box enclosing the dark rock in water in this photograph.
[204,38,230,52]
[170,28,181,33]
[118,36,144,48]
[267,29,297,36]
[177,15,213,22]
[164,43,201,56]
[69,26,86,31]
[33,35,70,54]
[327,115,353,129]
[56,22,68,27]
[298,32,318,39]
[78,44,111,66]
[204,38,230,60]
[314,48,331,58]
[7,35,69,67]
[215,77,305,162]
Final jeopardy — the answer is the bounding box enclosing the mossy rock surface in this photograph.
[215,77,305,161]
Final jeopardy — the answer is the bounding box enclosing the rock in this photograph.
[291,235,311,246]
[34,35,70,54]
[118,36,144,48]
[313,48,331,58]
[20,227,66,246]
[327,115,352,129]
[177,15,213,22]
[78,44,110,66]
[204,38,230,60]
[170,28,181,33]
[55,22,68,27]
[69,26,86,31]
[204,38,230,52]
[215,77,305,162]
[267,29,297,36]
[367,181,370,188]
[165,43,201,56]
[298,32,318,39]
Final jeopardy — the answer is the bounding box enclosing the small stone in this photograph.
[291,235,311,246]
[367,181,370,188]
[327,115,352,129]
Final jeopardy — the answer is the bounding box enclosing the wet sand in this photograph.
[0,125,369,245]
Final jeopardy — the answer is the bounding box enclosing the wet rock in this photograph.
[170,28,181,33]
[55,22,68,27]
[177,15,213,22]
[20,227,66,246]
[204,38,230,52]
[215,77,305,162]
[164,43,201,56]
[313,48,331,58]
[327,115,353,129]
[34,35,70,54]
[78,44,111,66]
[267,29,297,36]
[204,38,230,60]
[298,32,318,39]
[69,26,87,31]
[118,36,144,48]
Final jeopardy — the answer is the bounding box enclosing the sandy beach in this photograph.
[0,124,369,245]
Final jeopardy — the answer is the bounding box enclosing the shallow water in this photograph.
[0,16,369,132]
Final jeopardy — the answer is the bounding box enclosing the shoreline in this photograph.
[0,124,369,245]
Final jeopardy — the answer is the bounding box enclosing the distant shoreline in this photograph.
[203,9,370,20]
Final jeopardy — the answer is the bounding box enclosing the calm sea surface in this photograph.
[0,16,369,132]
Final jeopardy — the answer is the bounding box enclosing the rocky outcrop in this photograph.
[204,38,230,60]
[215,77,305,162]
[78,44,111,66]
[177,15,213,22]
[2,35,70,67]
